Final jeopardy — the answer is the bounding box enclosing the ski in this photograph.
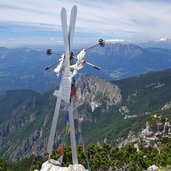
[69,5,77,50]
[46,5,104,166]
[68,5,78,164]
[47,97,62,155]
[47,7,72,156]
[61,7,70,67]
[59,7,72,103]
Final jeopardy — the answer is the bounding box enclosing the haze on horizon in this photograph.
[0,0,171,47]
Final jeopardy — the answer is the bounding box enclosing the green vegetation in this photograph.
[6,155,44,171]
[0,158,7,171]
[7,158,32,171]
[147,114,166,126]
[6,141,171,171]
[115,69,171,114]
[1,68,171,168]
[0,89,38,124]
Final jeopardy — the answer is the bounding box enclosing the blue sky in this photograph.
[0,0,171,47]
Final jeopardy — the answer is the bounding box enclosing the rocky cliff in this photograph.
[75,75,122,122]
[119,114,171,151]
[0,75,122,161]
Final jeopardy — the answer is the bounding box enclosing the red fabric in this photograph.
[71,86,77,97]
[58,144,65,156]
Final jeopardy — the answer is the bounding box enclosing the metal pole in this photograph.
[45,61,59,70]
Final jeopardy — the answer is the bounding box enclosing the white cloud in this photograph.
[0,0,171,41]
[105,39,126,43]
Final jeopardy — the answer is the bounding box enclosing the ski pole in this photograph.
[45,50,63,70]
[86,61,101,70]
[72,56,101,70]
[46,49,62,56]
[45,61,60,70]
[45,56,101,71]
[46,39,105,56]
[85,39,105,51]
[45,39,104,70]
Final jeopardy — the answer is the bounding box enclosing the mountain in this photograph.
[1,69,171,161]
[86,43,171,80]
[1,43,171,92]
[0,47,57,93]
[77,70,171,143]
[119,114,171,149]
[0,88,57,160]
[138,38,171,49]
[0,89,38,124]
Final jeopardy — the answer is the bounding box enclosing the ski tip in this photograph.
[72,5,77,11]
[61,7,65,11]
[73,5,77,8]
[61,7,66,14]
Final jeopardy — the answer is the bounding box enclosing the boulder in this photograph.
[147,165,159,171]
[39,160,86,171]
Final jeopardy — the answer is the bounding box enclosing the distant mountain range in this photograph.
[138,38,171,49]
[0,41,171,92]
[0,47,57,93]
[1,69,171,161]
[86,42,171,80]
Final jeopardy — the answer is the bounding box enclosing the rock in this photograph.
[119,106,129,115]
[75,75,122,121]
[162,101,171,110]
[147,165,159,171]
[39,160,86,171]
[118,114,171,151]
[68,164,86,171]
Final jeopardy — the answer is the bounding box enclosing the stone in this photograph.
[39,160,86,171]
[147,165,159,171]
